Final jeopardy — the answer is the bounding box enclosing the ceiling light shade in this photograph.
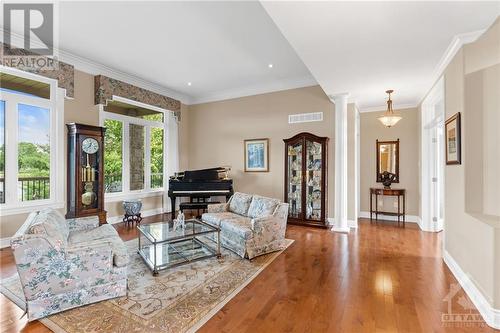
[378,89,402,128]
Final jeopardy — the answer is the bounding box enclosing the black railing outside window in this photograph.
[14,177,51,201]
[105,174,123,193]
[151,172,163,188]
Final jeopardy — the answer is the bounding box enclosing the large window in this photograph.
[103,119,123,193]
[0,70,63,215]
[102,98,166,198]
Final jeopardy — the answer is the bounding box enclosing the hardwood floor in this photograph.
[0,216,497,333]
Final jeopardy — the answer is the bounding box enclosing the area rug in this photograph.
[1,238,293,333]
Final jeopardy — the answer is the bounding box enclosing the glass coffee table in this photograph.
[137,218,221,275]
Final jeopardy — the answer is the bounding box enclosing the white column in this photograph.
[330,93,350,233]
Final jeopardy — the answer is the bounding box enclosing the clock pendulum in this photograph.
[81,137,99,207]
[81,154,96,207]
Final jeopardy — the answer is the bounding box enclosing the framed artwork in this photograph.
[445,112,461,165]
[244,138,269,172]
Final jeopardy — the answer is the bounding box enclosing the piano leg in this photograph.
[171,197,176,218]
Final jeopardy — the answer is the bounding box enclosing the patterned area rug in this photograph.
[1,238,293,333]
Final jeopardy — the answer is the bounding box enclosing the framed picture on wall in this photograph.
[445,112,461,165]
[244,138,269,172]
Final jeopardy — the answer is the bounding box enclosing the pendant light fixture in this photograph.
[378,90,402,128]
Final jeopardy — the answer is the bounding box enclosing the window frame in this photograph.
[99,95,168,202]
[0,67,65,216]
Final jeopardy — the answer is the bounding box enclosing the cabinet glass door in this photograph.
[305,140,322,220]
[287,141,302,218]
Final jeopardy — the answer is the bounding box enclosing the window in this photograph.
[103,119,123,193]
[150,127,164,189]
[18,104,51,201]
[0,69,63,215]
[101,98,166,198]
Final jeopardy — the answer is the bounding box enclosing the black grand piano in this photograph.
[168,167,233,216]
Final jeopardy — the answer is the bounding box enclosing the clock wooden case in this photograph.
[66,123,107,224]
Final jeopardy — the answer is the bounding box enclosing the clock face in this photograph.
[82,137,99,154]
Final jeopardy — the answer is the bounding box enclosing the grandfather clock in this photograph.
[66,123,107,224]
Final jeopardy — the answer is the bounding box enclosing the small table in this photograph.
[370,188,406,227]
[137,219,221,275]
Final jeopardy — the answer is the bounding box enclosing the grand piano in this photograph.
[168,167,233,215]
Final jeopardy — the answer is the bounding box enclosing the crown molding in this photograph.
[57,48,192,104]
[418,29,485,107]
[0,28,192,104]
[189,75,317,105]
[433,29,485,82]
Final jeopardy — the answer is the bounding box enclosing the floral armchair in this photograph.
[10,208,128,321]
[202,192,289,259]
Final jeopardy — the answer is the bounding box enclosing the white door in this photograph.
[421,78,445,232]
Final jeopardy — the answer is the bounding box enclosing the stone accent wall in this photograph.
[94,75,181,120]
[129,124,145,190]
[1,42,75,97]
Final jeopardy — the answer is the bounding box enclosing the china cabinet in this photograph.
[284,132,328,227]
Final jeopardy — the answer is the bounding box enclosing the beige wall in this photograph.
[0,70,163,238]
[359,107,419,216]
[431,19,500,309]
[187,86,337,217]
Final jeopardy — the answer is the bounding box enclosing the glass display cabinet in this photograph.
[284,132,328,227]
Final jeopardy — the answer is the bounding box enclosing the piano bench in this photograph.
[179,201,221,215]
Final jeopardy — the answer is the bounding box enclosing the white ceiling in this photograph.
[2,2,499,109]
[261,1,500,111]
[55,1,315,104]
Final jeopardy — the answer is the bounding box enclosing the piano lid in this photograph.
[170,167,229,181]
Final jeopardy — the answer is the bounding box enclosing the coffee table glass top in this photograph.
[138,219,217,243]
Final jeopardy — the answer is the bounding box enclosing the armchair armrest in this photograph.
[251,203,289,237]
[207,203,229,213]
[67,216,99,232]
[251,215,285,236]
[12,238,113,299]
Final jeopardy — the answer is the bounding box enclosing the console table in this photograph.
[370,188,406,226]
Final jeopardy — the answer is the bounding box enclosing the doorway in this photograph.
[421,77,445,232]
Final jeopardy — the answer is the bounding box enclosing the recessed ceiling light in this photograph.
[187,82,192,86]
[268,63,273,68]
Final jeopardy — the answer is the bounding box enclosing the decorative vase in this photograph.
[123,199,142,216]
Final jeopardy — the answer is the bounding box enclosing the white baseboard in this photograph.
[107,208,167,224]
[443,250,500,329]
[0,237,11,249]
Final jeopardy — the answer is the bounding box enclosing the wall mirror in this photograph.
[376,139,399,183]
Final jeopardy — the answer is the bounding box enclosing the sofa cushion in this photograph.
[247,195,280,219]
[68,224,118,244]
[203,212,241,227]
[220,216,253,240]
[228,192,253,216]
[68,225,128,267]
[28,210,69,248]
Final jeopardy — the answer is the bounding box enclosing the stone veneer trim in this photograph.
[1,43,75,98]
[94,75,181,120]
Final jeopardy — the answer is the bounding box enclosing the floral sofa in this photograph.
[202,192,289,259]
[10,208,128,321]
